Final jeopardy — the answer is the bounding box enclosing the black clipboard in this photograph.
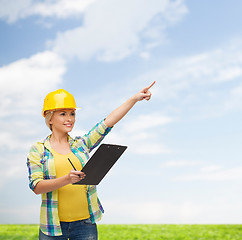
[73,144,127,185]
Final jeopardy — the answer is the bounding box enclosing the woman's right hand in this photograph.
[68,169,86,184]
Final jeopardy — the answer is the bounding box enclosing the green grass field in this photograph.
[0,224,241,240]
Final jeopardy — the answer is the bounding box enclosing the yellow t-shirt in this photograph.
[52,149,90,222]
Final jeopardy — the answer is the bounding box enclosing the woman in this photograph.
[27,81,155,240]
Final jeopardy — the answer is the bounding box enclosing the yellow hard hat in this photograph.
[42,89,80,117]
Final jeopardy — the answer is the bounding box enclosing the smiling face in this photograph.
[49,109,76,133]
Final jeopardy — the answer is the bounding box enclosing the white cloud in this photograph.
[0,0,96,23]
[0,132,30,150]
[103,112,173,154]
[160,160,204,167]
[102,199,242,224]
[174,167,242,181]
[0,51,65,116]
[0,204,39,223]
[200,165,222,173]
[136,40,242,103]
[0,0,32,23]
[50,0,188,61]
[224,83,242,111]
[123,114,173,133]
[31,0,97,19]
[0,153,27,188]
[0,0,188,61]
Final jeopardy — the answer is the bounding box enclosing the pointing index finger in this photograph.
[146,81,156,90]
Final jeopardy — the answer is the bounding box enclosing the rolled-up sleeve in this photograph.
[27,144,44,191]
[81,119,112,152]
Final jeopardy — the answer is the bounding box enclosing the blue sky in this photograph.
[0,0,242,224]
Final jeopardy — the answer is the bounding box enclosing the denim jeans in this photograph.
[39,218,98,240]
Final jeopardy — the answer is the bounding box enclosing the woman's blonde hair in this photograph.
[45,111,54,131]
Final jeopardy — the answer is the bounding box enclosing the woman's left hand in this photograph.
[132,81,156,102]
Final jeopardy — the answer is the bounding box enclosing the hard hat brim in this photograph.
[42,107,81,117]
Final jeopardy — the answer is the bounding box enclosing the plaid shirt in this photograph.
[27,120,112,236]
